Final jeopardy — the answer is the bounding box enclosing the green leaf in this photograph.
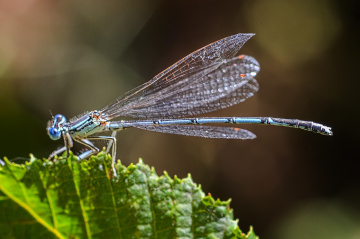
[0,151,257,239]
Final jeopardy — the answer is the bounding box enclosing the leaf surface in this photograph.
[0,152,257,239]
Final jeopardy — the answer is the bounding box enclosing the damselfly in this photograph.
[47,33,332,176]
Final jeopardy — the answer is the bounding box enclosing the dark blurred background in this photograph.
[0,0,359,238]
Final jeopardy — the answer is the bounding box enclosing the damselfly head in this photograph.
[47,114,67,140]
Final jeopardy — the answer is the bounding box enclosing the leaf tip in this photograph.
[245,226,258,239]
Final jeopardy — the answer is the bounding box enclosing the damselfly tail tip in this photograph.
[322,126,333,136]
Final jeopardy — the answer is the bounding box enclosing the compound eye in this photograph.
[48,127,61,140]
[54,114,66,125]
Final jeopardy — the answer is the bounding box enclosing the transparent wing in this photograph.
[113,55,259,119]
[102,34,258,119]
[133,124,256,139]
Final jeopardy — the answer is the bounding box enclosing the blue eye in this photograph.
[54,114,66,125]
[48,114,67,140]
[48,127,61,140]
